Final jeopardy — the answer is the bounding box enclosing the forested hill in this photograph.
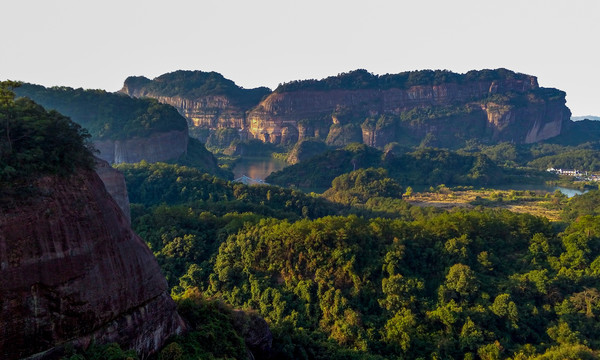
[0,81,95,194]
[14,83,187,140]
[266,144,508,189]
[121,70,271,109]
[13,83,226,170]
[273,68,535,93]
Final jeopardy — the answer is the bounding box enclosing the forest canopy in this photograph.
[0,81,94,194]
[123,70,271,109]
[14,83,187,140]
[275,68,533,93]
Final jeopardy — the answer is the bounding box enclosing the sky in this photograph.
[3,0,599,116]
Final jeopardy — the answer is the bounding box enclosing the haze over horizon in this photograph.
[3,0,599,116]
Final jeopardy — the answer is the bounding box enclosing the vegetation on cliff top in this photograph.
[0,81,94,196]
[275,68,534,93]
[123,70,271,109]
[14,83,187,140]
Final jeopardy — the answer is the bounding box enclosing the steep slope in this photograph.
[14,84,189,164]
[120,70,270,134]
[0,169,185,359]
[247,69,571,147]
[0,83,184,359]
[119,69,571,149]
[95,158,131,223]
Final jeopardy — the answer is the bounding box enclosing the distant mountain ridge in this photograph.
[120,68,572,149]
[571,115,600,121]
[120,71,270,133]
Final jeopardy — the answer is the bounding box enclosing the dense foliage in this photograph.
[159,289,250,360]
[168,137,233,179]
[561,190,600,222]
[528,149,600,172]
[14,84,187,140]
[115,156,600,359]
[202,210,572,359]
[323,168,403,205]
[145,202,600,359]
[275,68,532,93]
[462,140,600,172]
[123,70,271,109]
[0,81,94,196]
[267,144,508,189]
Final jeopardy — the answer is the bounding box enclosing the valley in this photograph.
[2,67,600,360]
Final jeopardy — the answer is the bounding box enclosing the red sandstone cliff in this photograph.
[119,71,270,137]
[119,69,572,149]
[0,169,184,359]
[246,77,570,147]
[95,159,131,223]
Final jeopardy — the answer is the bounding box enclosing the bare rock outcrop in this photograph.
[94,159,131,223]
[0,169,185,359]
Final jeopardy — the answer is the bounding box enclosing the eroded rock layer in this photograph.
[247,78,571,147]
[0,169,184,359]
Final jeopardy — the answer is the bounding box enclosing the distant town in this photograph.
[547,167,600,181]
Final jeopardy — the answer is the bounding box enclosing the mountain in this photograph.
[14,84,190,164]
[119,70,270,138]
[0,83,184,359]
[0,167,185,359]
[120,69,572,149]
[248,69,571,148]
[571,115,600,121]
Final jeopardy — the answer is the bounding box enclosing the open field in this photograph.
[406,188,563,221]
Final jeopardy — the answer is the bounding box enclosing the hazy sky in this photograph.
[3,0,598,116]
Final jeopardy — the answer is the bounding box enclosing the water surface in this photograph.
[232,157,288,181]
[231,157,591,198]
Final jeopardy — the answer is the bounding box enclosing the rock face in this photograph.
[119,71,270,141]
[13,83,191,165]
[247,76,571,147]
[94,130,188,164]
[0,169,185,359]
[94,159,131,223]
[130,93,246,130]
[120,69,572,149]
